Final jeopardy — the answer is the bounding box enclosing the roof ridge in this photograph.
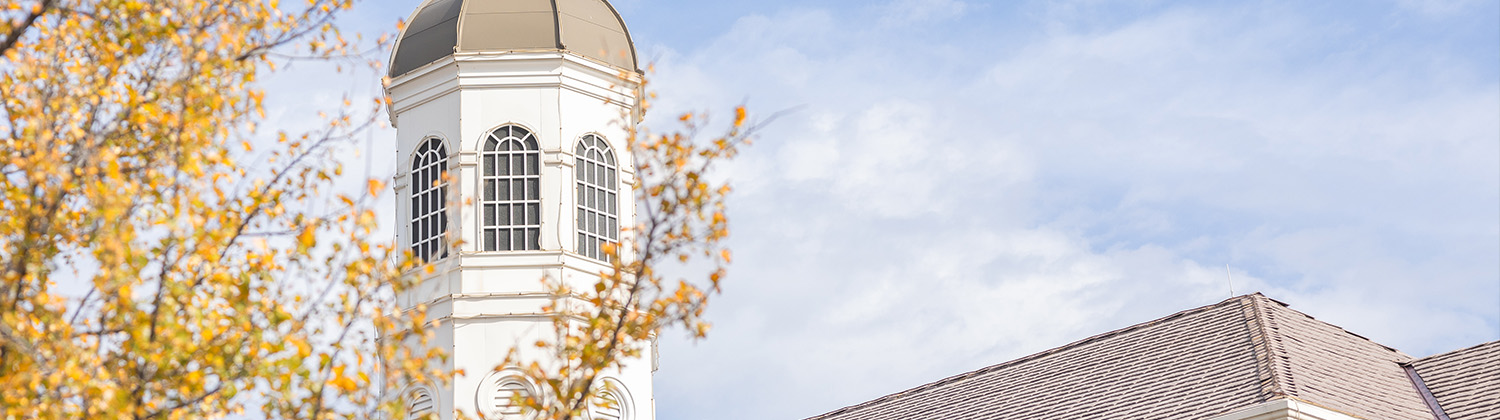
[1411,339,1500,364]
[1245,294,1441,420]
[1241,294,1291,400]
[1257,295,1413,360]
[803,294,1261,420]
[548,0,564,50]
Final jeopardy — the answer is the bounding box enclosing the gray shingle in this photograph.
[1249,295,1433,420]
[1411,341,1500,420]
[804,294,1437,420]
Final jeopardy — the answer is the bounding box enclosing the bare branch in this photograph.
[0,0,56,58]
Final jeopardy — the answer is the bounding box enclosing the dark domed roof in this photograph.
[389,0,637,77]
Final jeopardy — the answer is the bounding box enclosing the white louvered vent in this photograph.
[591,391,623,420]
[588,382,630,420]
[406,388,435,420]
[591,393,621,420]
[492,379,530,418]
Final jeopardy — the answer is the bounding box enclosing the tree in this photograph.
[2,1,753,419]
[0,1,439,418]
[504,87,753,420]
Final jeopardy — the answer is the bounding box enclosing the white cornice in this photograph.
[386,51,641,127]
[1207,398,1368,420]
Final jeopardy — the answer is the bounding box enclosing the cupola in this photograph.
[382,1,651,419]
[389,0,638,77]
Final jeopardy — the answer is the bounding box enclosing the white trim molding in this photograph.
[1207,398,1367,420]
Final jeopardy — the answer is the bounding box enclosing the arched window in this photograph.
[411,138,448,262]
[481,125,542,251]
[575,134,618,260]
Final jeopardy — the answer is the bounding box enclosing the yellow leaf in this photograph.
[293,338,311,356]
[367,179,384,196]
[334,376,357,392]
[298,224,316,249]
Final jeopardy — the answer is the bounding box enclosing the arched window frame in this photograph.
[402,385,437,420]
[410,137,449,262]
[590,377,635,420]
[480,125,542,251]
[476,369,539,420]
[574,134,618,261]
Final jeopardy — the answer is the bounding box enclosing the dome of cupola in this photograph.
[389,0,638,77]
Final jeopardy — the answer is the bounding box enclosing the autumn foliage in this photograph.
[1,1,750,419]
[505,89,752,420]
[0,1,438,418]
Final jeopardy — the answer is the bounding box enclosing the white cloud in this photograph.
[1394,0,1488,16]
[255,1,1500,419]
[642,3,1498,420]
[878,0,971,25]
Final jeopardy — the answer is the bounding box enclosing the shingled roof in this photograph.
[1409,340,1500,420]
[805,293,1448,420]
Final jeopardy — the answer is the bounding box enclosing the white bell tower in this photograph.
[383,0,650,419]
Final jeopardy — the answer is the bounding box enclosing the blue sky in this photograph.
[276,0,1499,418]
